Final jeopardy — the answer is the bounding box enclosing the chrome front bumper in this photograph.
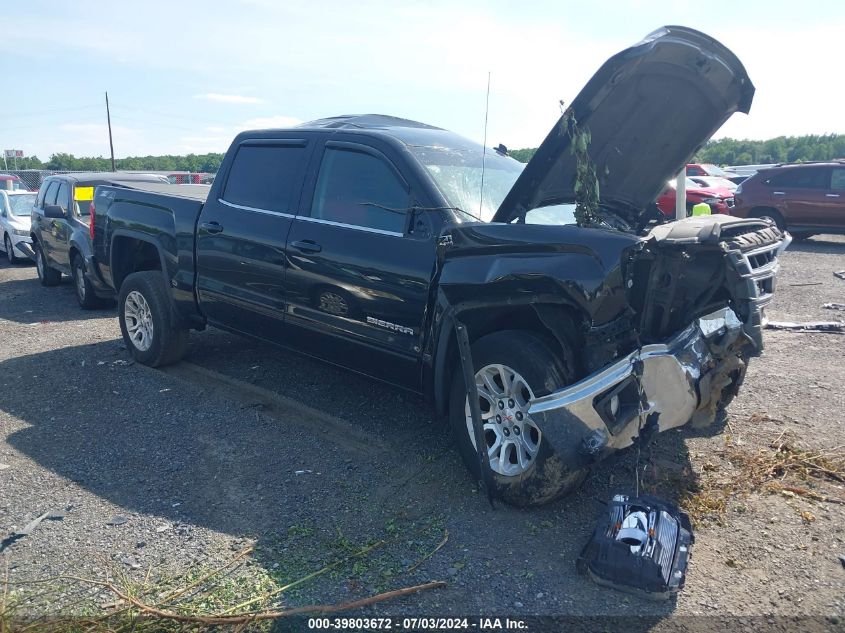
[529,307,746,463]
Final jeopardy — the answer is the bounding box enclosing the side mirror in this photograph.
[44,204,65,219]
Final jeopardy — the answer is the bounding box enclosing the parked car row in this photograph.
[27,172,170,307]
[0,27,793,507]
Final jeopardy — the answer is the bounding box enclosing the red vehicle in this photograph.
[731,161,845,239]
[686,163,731,178]
[0,174,27,191]
[656,178,735,217]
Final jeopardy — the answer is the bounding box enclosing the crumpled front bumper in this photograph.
[528,306,746,468]
[15,240,35,260]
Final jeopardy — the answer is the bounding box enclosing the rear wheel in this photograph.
[448,330,587,507]
[72,254,101,309]
[750,207,785,231]
[4,234,21,264]
[118,271,188,367]
[35,242,61,286]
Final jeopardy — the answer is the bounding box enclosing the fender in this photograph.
[426,222,640,419]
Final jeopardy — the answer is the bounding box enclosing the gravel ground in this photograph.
[0,235,843,629]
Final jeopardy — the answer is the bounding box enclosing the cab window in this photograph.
[222,142,309,213]
[310,146,409,234]
[831,168,845,191]
[43,181,60,206]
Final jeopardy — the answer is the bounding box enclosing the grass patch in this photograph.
[646,421,844,525]
[1,515,449,632]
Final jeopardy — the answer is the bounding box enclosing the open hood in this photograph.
[493,26,754,224]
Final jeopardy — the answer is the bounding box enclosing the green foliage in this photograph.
[8,152,225,173]
[562,109,602,228]
[507,147,536,163]
[1,155,44,170]
[510,134,845,167]
[694,134,845,165]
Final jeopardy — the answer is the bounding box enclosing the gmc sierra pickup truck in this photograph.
[92,26,789,505]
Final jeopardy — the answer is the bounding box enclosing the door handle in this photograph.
[200,221,224,234]
[772,191,785,195]
[290,239,322,253]
[826,193,840,198]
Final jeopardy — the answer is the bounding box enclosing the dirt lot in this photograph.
[0,236,843,631]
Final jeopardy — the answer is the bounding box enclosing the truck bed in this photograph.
[93,184,210,325]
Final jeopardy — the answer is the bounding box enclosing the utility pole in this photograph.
[675,168,686,220]
[105,91,116,171]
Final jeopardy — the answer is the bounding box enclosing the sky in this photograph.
[2,0,844,160]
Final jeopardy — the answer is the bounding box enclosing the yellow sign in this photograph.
[74,186,94,201]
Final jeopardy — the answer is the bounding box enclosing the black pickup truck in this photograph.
[92,26,789,505]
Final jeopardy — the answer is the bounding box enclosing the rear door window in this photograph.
[43,181,60,206]
[830,168,845,191]
[56,182,70,212]
[310,145,409,234]
[765,168,829,189]
[222,142,309,213]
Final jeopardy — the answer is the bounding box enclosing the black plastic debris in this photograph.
[834,270,845,280]
[577,494,693,600]
[822,303,845,312]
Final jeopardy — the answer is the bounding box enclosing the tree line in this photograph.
[508,134,845,165]
[4,153,225,173]
[7,133,844,173]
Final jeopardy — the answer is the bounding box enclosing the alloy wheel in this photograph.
[464,363,542,477]
[74,261,86,301]
[124,290,154,351]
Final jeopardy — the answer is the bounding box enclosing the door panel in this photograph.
[51,181,72,269]
[195,139,313,341]
[284,141,436,389]
[820,168,845,229]
[38,180,60,261]
[768,167,829,227]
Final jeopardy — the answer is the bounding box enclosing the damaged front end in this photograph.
[528,215,790,469]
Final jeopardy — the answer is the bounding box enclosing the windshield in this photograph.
[7,193,35,216]
[408,146,524,222]
[702,164,728,177]
[524,203,578,225]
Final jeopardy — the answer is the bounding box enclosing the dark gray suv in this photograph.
[31,172,167,308]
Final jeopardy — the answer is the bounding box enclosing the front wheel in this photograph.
[118,271,188,367]
[448,330,587,507]
[35,242,61,286]
[5,235,21,264]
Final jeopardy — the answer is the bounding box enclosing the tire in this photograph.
[118,271,189,367]
[4,234,21,265]
[35,241,61,286]
[448,330,588,507]
[750,208,785,231]
[791,233,814,242]
[72,254,101,310]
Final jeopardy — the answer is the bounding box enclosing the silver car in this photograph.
[0,190,36,264]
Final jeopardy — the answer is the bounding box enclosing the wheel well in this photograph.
[111,236,162,290]
[749,206,781,218]
[433,304,585,419]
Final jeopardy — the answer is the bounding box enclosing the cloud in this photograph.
[194,93,264,104]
